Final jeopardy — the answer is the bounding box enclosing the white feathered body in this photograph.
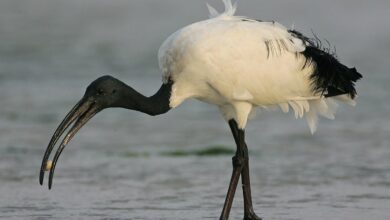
[158,1,357,133]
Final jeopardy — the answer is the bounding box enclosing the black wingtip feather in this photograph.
[289,30,363,99]
[303,46,362,99]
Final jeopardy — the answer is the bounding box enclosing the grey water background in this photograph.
[0,0,389,219]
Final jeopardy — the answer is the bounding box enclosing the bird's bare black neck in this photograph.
[123,80,172,116]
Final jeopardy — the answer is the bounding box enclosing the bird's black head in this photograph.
[39,75,136,189]
[84,75,131,109]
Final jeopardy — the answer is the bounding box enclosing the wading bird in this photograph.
[40,0,362,219]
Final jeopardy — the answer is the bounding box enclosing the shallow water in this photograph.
[1,0,390,219]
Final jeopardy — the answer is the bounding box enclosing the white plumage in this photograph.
[158,0,357,133]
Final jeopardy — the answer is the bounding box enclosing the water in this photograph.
[1,0,390,219]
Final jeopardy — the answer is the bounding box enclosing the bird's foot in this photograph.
[244,212,262,220]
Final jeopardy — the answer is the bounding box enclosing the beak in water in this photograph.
[39,97,102,189]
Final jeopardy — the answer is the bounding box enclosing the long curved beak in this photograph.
[39,96,101,189]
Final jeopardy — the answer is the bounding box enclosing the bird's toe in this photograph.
[244,213,262,220]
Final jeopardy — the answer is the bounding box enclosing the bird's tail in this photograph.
[278,93,357,134]
[305,94,358,134]
[305,98,337,134]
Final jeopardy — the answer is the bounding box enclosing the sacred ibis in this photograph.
[40,0,362,219]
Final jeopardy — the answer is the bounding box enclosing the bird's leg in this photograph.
[240,147,262,220]
[220,132,245,220]
[228,120,262,220]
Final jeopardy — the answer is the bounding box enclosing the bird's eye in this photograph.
[97,89,104,95]
[112,89,117,94]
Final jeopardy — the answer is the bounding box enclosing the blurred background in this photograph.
[0,0,389,219]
